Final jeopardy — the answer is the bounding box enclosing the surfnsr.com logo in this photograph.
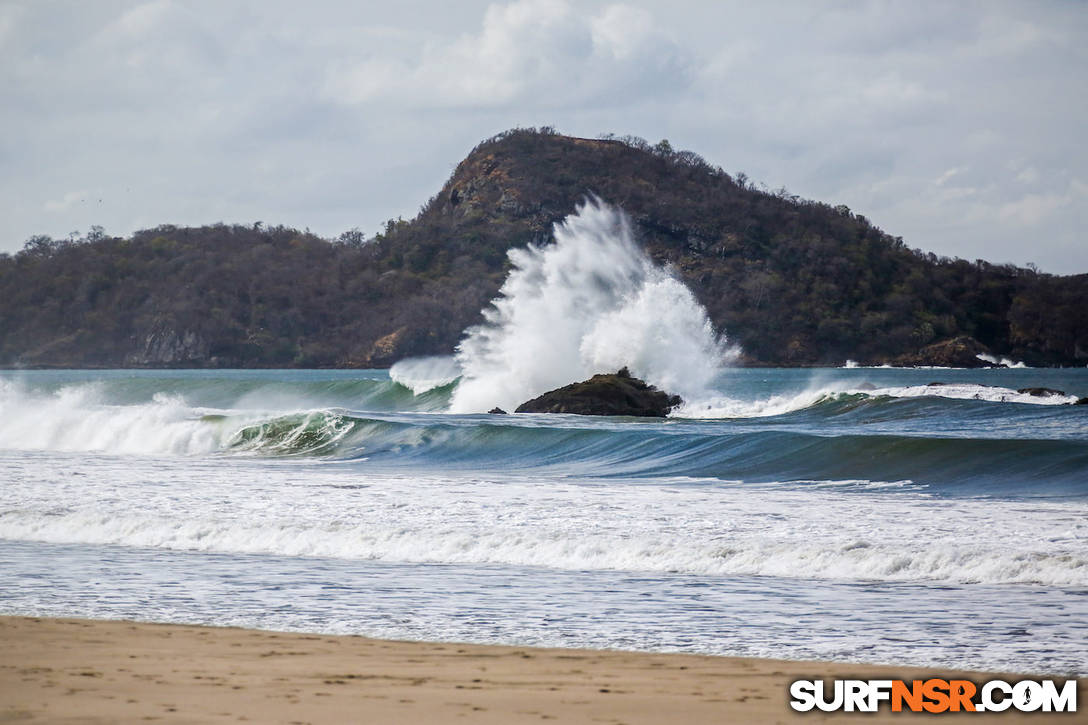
[789,678,1077,713]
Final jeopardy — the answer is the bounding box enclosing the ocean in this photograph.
[1,202,1085,676]
[1,366,1085,676]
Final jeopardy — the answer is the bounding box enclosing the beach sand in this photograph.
[0,616,1082,723]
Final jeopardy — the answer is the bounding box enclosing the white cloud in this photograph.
[1016,166,1040,185]
[860,73,945,109]
[323,0,692,108]
[999,178,1088,226]
[590,4,655,60]
[934,167,964,186]
[973,12,1050,56]
[89,0,222,82]
[109,0,174,38]
[43,190,90,213]
[0,4,21,49]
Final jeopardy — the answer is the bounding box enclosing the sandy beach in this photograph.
[0,616,1081,724]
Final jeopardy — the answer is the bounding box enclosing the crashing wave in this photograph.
[389,356,462,395]
[1,502,1083,587]
[976,353,1029,369]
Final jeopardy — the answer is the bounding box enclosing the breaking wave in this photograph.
[1,503,1083,587]
[389,355,461,395]
[679,381,1081,418]
[0,377,1085,494]
[977,353,1029,369]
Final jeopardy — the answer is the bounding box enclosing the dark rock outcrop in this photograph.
[891,336,990,368]
[1017,387,1068,398]
[514,368,681,417]
[488,407,507,415]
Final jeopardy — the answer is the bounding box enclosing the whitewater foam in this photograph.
[671,389,841,418]
[1,462,1084,586]
[977,353,1029,368]
[389,356,462,395]
[449,199,735,413]
[672,380,1080,419]
[874,382,1076,405]
[0,379,378,458]
[0,380,224,455]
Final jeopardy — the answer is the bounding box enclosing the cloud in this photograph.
[107,0,174,38]
[89,0,226,90]
[323,0,693,108]
[0,5,21,49]
[999,179,1088,226]
[43,191,90,213]
[998,193,1066,226]
[934,168,965,187]
[1014,165,1040,185]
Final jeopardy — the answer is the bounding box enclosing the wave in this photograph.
[0,380,224,456]
[1,378,1084,494]
[0,376,454,456]
[977,353,1029,368]
[213,408,1088,495]
[226,411,362,456]
[2,370,1076,465]
[677,381,1080,418]
[867,382,1075,405]
[389,356,461,395]
[1,506,1083,587]
[14,407,1086,494]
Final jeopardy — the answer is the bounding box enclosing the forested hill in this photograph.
[1,128,1086,368]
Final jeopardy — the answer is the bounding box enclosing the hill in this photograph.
[1,127,1085,368]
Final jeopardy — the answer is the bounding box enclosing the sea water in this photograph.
[0,366,1085,675]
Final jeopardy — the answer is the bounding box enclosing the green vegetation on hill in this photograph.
[0,222,481,368]
[1,128,1085,368]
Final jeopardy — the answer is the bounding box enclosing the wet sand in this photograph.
[0,616,1082,723]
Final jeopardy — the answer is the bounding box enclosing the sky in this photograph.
[2,0,1086,273]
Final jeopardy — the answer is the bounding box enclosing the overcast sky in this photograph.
[2,0,1086,272]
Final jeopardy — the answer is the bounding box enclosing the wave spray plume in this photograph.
[449,199,734,414]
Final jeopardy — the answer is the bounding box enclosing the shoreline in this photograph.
[1,616,1082,723]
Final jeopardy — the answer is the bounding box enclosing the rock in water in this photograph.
[1016,387,1068,398]
[514,368,682,417]
[891,336,991,368]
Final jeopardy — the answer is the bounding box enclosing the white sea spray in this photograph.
[389,355,462,395]
[449,199,736,413]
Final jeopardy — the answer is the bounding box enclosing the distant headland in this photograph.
[1,128,1085,369]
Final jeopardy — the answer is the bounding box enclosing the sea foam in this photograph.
[2,471,1084,587]
[389,355,462,395]
[0,379,223,455]
[674,381,1080,419]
